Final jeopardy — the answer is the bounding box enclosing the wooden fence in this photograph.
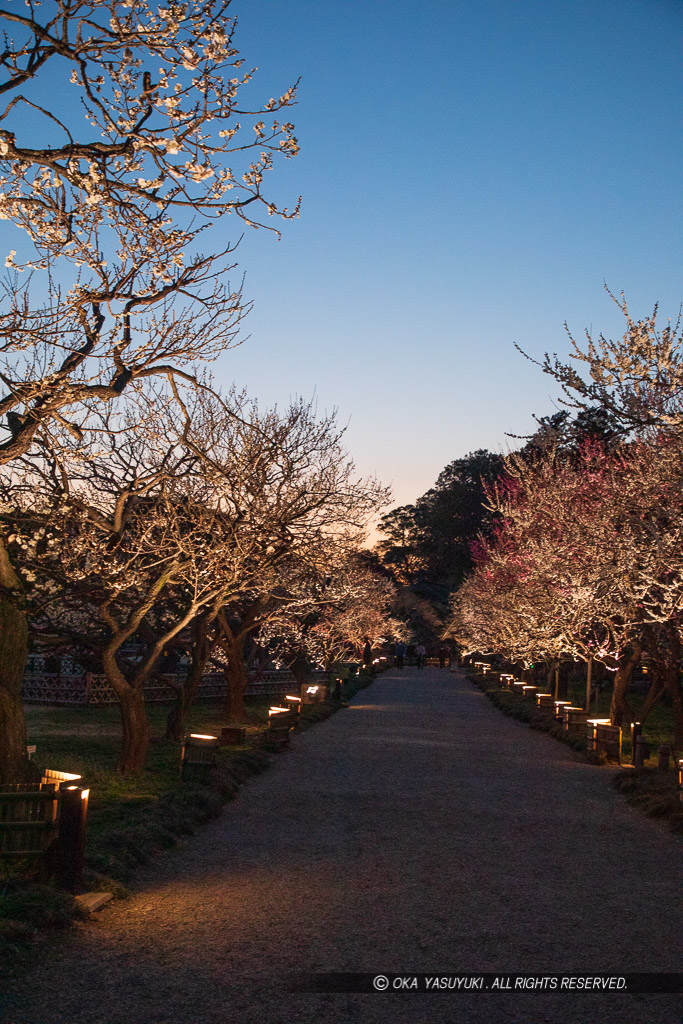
[0,770,89,891]
[22,669,326,706]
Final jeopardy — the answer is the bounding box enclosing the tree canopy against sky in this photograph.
[375,450,504,601]
[374,408,620,608]
[0,0,301,781]
[0,0,300,461]
[444,299,683,739]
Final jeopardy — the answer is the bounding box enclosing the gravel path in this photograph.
[2,667,682,1024]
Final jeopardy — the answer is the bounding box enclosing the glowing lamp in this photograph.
[42,768,83,790]
[284,694,302,714]
[284,692,303,716]
[180,733,219,783]
[553,700,572,721]
[64,785,89,800]
[301,682,328,704]
[561,705,583,726]
[588,719,621,761]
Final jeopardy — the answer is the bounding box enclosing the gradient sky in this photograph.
[206,0,682,521]
[9,0,680,523]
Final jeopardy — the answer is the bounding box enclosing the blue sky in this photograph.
[5,0,679,521]
[211,0,682,518]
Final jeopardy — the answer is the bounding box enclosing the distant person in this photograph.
[416,643,426,668]
[362,637,372,669]
[438,646,448,669]
[395,641,406,669]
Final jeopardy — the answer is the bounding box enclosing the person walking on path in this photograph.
[362,636,372,670]
[394,640,406,669]
[415,642,427,668]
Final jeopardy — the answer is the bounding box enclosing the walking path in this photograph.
[2,667,681,1024]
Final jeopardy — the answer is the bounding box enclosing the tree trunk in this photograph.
[165,617,214,743]
[102,648,151,771]
[163,681,185,746]
[0,532,29,783]
[291,650,311,688]
[592,659,606,700]
[666,678,683,749]
[217,623,251,724]
[556,661,568,700]
[216,603,264,724]
[638,672,664,724]
[224,647,250,724]
[546,660,561,700]
[118,686,151,771]
[661,625,683,748]
[609,643,641,727]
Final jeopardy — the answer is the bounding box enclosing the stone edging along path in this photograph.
[2,665,682,1024]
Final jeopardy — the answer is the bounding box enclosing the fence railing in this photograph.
[0,769,89,892]
[22,669,326,706]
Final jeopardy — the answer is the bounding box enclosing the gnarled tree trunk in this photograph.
[661,624,683,748]
[217,603,264,724]
[609,642,641,727]
[0,532,29,784]
[222,633,250,723]
[291,650,312,688]
[638,669,664,724]
[118,686,150,771]
[102,649,151,771]
[165,616,214,743]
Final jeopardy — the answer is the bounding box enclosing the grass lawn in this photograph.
[19,698,272,880]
